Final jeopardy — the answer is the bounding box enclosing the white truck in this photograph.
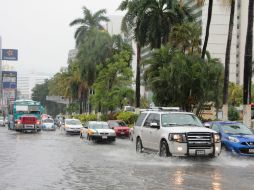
[134,108,221,157]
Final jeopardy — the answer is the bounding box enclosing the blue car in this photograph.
[41,118,56,131]
[206,121,254,156]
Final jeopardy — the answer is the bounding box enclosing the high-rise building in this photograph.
[17,72,52,99]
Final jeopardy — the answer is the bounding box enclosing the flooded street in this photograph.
[0,127,254,190]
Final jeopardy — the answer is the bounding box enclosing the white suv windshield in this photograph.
[161,113,203,127]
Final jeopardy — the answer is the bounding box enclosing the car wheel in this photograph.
[136,137,143,153]
[159,140,170,157]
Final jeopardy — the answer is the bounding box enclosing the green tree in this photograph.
[90,48,134,113]
[70,7,109,46]
[144,45,224,115]
[119,0,148,108]
[228,83,242,106]
[170,22,201,54]
[119,0,192,107]
[32,80,65,116]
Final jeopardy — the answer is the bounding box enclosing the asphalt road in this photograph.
[0,127,253,190]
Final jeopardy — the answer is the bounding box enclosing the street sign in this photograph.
[2,49,18,61]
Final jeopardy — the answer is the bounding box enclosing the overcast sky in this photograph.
[0,0,124,76]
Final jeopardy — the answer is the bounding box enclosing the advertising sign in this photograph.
[2,71,17,107]
[2,71,17,89]
[2,49,18,61]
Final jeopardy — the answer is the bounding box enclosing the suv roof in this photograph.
[141,110,195,115]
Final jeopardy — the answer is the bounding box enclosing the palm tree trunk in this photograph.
[79,92,83,114]
[222,0,235,120]
[201,0,213,59]
[243,0,254,127]
[136,42,141,108]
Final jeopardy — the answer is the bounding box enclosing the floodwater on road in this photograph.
[0,127,253,190]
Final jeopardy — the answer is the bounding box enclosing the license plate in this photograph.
[196,150,205,155]
[25,125,34,128]
[121,132,124,135]
[102,136,107,139]
[249,149,254,153]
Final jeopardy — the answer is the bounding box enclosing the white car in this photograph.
[134,109,221,157]
[64,119,83,134]
[80,121,116,142]
[41,118,56,131]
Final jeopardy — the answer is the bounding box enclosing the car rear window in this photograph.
[109,121,127,127]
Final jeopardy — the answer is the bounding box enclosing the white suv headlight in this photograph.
[169,133,187,143]
[228,136,239,143]
[214,133,221,143]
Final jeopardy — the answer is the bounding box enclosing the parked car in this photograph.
[0,116,5,127]
[41,118,56,131]
[206,121,254,156]
[134,108,221,157]
[64,119,83,134]
[108,120,129,137]
[80,121,116,142]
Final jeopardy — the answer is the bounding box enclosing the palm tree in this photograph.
[119,0,148,108]
[222,0,235,120]
[243,0,254,127]
[144,0,192,49]
[170,22,201,54]
[119,0,191,107]
[70,7,109,46]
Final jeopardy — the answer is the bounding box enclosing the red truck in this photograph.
[15,115,41,133]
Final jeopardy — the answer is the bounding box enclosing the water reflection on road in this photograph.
[0,127,253,190]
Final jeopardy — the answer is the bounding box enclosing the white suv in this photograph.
[134,109,221,157]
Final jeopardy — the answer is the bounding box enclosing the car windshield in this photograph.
[109,121,127,127]
[89,123,109,129]
[43,119,54,123]
[161,113,203,127]
[221,123,253,135]
[65,120,81,125]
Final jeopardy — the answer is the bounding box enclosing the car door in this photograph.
[149,113,161,150]
[142,113,154,149]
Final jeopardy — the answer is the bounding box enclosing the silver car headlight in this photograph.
[214,133,221,143]
[228,136,239,143]
[169,133,187,143]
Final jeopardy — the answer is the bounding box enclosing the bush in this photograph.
[228,106,239,121]
[116,111,139,125]
[73,114,97,123]
[100,112,118,121]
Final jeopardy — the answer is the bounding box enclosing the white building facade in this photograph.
[17,72,52,99]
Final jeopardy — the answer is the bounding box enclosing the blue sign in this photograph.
[2,71,17,89]
[2,49,18,61]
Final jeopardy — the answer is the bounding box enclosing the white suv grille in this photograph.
[187,132,213,149]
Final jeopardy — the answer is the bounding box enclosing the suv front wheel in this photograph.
[136,137,143,153]
[159,140,170,157]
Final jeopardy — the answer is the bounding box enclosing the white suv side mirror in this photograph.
[150,122,160,129]
[204,123,211,128]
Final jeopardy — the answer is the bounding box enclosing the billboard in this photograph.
[2,71,17,107]
[2,71,17,89]
[1,49,18,61]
